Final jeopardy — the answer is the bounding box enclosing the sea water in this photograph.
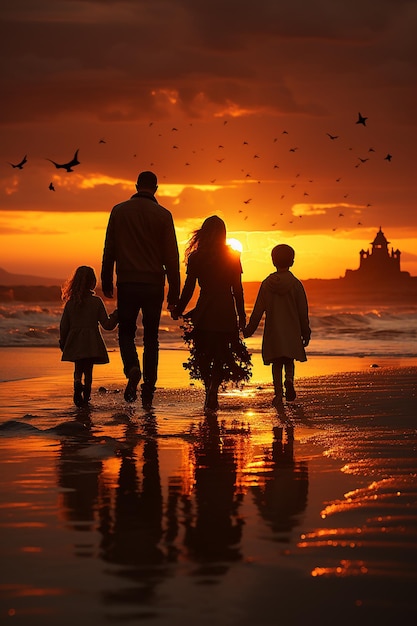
[1,301,416,357]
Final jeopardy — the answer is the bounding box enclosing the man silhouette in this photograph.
[101,171,180,409]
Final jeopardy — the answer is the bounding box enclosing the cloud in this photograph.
[292,202,358,216]
[78,174,133,191]
[1,0,416,124]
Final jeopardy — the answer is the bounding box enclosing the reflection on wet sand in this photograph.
[183,415,245,572]
[53,410,311,616]
[96,414,251,614]
[57,414,102,543]
[251,424,309,542]
[98,417,166,610]
[1,365,416,624]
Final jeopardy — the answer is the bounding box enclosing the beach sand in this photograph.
[0,348,416,625]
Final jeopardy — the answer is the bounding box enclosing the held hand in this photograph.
[168,303,180,320]
[303,337,310,347]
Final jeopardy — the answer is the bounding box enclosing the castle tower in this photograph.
[345,227,407,283]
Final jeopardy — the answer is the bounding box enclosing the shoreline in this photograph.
[1,344,416,385]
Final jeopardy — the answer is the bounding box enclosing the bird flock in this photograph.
[7,149,81,192]
[6,111,394,233]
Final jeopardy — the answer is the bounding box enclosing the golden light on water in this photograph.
[311,560,369,577]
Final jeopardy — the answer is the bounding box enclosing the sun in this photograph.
[227,238,243,252]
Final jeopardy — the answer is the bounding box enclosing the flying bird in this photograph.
[243,198,252,204]
[384,153,393,161]
[49,182,55,191]
[8,154,27,169]
[326,133,339,140]
[46,149,80,172]
[356,112,368,126]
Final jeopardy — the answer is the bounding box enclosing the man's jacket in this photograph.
[101,191,180,305]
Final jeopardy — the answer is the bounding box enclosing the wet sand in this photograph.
[0,348,416,625]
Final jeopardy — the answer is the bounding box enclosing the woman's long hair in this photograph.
[184,215,227,263]
[61,266,96,304]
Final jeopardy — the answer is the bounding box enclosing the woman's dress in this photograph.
[177,247,252,385]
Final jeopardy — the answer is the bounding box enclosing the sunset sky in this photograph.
[1,0,416,284]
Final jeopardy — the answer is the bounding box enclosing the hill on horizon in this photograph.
[1,267,416,307]
[0,267,65,287]
[0,266,353,288]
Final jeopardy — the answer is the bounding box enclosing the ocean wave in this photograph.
[0,302,416,356]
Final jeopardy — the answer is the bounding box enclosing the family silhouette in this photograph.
[59,171,311,411]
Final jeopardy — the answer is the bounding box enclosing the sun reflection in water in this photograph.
[311,560,369,577]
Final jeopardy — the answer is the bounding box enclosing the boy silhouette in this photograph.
[244,244,311,405]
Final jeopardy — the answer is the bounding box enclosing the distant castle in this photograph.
[344,227,411,284]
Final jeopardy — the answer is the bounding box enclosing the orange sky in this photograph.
[1,0,416,283]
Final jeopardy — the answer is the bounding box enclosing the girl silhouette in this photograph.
[60,266,118,406]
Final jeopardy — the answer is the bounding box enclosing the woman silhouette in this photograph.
[173,216,251,411]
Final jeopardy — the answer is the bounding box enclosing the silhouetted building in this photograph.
[344,227,410,285]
